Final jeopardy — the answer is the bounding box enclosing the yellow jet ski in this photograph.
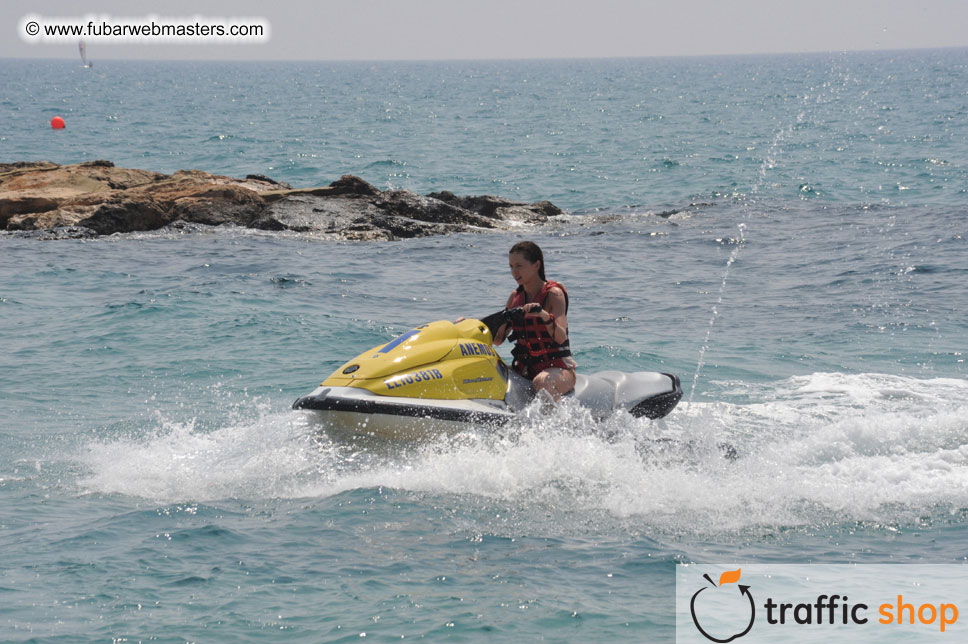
[292,308,682,438]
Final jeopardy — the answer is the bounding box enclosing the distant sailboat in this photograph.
[79,40,93,68]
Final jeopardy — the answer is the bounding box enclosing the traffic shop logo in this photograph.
[682,565,961,642]
[690,568,755,643]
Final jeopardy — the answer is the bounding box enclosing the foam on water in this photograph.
[76,372,968,534]
[77,407,331,500]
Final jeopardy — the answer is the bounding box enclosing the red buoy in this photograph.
[51,116,66,129]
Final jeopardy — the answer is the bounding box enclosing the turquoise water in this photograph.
[2,51,968,642]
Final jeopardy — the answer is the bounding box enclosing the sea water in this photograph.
[1,50,967,642]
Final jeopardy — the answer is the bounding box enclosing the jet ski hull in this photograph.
[292,313,683,439]
[293,385,513,439]
[294,371,682,439]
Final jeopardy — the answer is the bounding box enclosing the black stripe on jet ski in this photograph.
[629,373,683,419]
[292,395,511,424]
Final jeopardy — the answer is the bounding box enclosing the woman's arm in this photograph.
[542,287,568,343]
[524,287,567,343]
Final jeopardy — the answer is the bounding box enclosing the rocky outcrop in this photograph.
[427,191,562,224]
[0,161,562,240]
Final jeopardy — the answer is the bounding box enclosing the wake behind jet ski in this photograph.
[293,308,682,439]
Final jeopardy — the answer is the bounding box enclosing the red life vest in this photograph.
[508,280,573,379]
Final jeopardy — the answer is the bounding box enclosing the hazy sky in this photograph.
[5,0,968,61]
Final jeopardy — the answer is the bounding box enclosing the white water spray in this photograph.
[686,113,805,411]
[73,373,968,534]
[687,222,746,408]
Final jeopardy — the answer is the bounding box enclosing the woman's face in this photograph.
[509,252,541,286]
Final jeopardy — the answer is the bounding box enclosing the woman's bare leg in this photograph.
[533,368,576,401]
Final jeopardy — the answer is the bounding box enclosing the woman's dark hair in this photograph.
[509,241,545,281]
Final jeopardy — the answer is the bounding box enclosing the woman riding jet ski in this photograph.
[292,306,682,439]
[497,241,579,403]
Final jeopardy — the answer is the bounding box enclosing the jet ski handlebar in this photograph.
[478,306,543,339]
